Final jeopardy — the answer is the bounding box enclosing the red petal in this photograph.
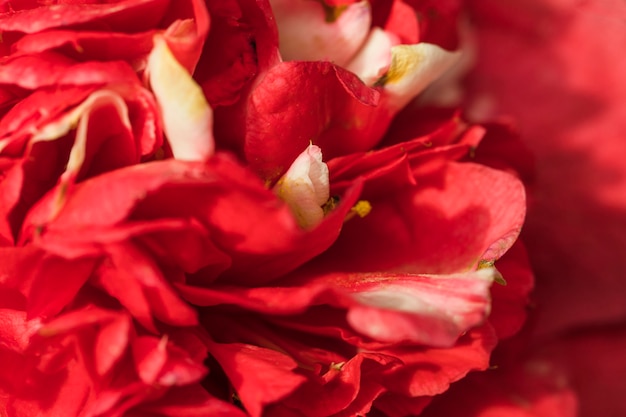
[319,161,526,274]
[409,0,461,50]
[13,30,155,63]
[94,243,198,331]
[0,0,171,34]
[244,61,383,181]
[280,353,398,417]
[132,335,207,386]
[38,306,132,378]
[135,384,248,417]
[26,255,97,319]
[371,0,420,44]
[0,53,139,90]
[207,341,307,417]
[380,325,497,398]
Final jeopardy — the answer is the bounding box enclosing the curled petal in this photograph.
[380,43,461,110]
[270,0,371,66]
[147,36,214,161]
[274,144,330,229]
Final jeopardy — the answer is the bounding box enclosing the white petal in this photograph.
[146,36,214,161]
[381,43,461,110]
[273,144,330,229]
[269,0,371,66]
[345,27,396,86]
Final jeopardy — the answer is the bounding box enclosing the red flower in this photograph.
[0,1,535,416]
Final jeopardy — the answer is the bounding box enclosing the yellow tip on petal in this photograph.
[377,43,461,110]
[147,36,214,161]
[477,261,507,286]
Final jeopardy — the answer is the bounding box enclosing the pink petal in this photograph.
[270,0,371,66]
[344,269,495,346]
[345,27,395,86]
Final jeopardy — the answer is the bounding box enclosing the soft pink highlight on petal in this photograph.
[269,0,371,66]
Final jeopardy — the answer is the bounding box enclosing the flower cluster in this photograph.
[0,1,533,416]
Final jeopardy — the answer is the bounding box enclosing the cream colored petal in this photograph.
[345,27,395,86]
[273,144,330,229]
[380,43,461,110]
[147,36,214,161]
[270,0,371,66]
